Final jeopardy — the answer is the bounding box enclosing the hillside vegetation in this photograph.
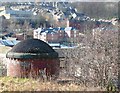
[0,77,105,91]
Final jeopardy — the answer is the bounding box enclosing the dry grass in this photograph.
[0,46,12,54]
[0,77,105,91]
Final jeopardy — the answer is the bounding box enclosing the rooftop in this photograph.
[6,39,58,59]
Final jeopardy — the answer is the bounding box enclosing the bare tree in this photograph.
[57,24,118,89]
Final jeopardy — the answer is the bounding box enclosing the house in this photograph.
[40,27,59,43]
[0,6,33,19]
[33,27,81,45]
[33,28,42,39]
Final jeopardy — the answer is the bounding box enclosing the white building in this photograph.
[33,28,42,39]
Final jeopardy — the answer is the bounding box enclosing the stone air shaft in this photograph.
[6,39,60,79]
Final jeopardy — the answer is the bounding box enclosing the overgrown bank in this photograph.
[0,77,105,91]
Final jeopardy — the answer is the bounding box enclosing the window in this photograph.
[74,34,76,37]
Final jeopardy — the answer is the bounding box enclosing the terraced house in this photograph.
[33,27,84,44]
[0,6,33,19]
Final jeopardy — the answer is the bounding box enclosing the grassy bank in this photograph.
[0,77,106,91]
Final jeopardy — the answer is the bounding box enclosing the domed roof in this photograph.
[6,39,58,59]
